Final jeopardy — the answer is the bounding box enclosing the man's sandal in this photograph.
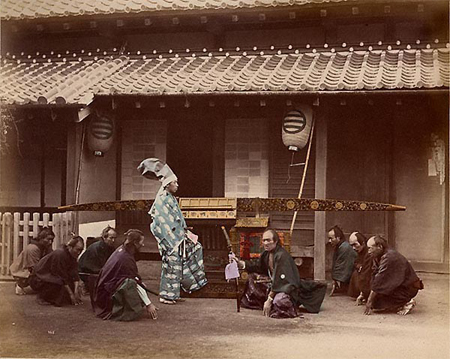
[159,298,176,305]
[15,284,26,295]
[397,299,416,315]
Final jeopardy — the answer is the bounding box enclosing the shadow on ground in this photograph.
[0,272,448,359]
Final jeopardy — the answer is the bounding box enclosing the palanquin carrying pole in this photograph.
[59,197,405,213]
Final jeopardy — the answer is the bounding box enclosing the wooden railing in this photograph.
[0,211,75,278]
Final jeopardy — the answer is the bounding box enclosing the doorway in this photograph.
[166,113,214,197]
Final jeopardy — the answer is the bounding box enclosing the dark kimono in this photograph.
[242,245,327,318]
[79,240,115,276]
[93,245,146,321]
[371,249,423,310]
[79,240,115,304]
[332,241,357,284]
[348,246,373,299]
[29,247,79,306]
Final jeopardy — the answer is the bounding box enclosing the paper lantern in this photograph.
[87,111,115,156]
[282,107,313,151]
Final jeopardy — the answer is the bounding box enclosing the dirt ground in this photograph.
[0,272,448,359]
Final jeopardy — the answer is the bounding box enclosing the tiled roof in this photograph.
[1,47,448,105]
[1,0,352,20]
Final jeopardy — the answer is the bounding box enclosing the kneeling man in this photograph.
[328,225,357,296]
[79,226,116,278]
[78,226,117,300]
[10,227,54,295]
[30,236,84,306]
[234,228,327,318]
[347,231,372,304]
[364,235,423,316]
[93,229,158,321]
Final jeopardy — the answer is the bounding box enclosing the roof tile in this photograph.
[1,0,355,20]
[0,47,448,105]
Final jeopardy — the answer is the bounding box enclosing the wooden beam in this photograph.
[212,116,225,197]
[40,136,46,207]
[95,89,449,100]
[115,123,122,201]
[65,121,81,206]
[314,108,327,280]
[445,120,449,266]
[60,124,68,206]
[386,103,396,247]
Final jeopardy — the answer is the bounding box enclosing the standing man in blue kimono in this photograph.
[328,225,357,296]
[138,158,207,305]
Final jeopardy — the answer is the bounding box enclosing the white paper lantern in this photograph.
[87,112,115,156]
[282,107,313,151]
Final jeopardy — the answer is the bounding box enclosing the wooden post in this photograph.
[13,213,20,260]
[65,121,78,206]
[58,213,64,248]
[1,212,5,275]
[43,212,50,228]
[314,111,327,281]
[116,125,122,201]
[32,213,40,239]
[52,213,60,249]
[71,210,79,236]
[61,126,68,206]
[23,212,30,249]
[62,212,68,245]
[68,211,75,235]
[212,116,225,197]
[4,213,12,276]
[40,140,46,208]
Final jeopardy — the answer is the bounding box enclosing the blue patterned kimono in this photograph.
[149,188,207,300]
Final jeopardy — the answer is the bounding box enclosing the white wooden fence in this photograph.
[0,212,75,278]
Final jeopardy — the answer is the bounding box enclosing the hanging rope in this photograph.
[289,115,316,236]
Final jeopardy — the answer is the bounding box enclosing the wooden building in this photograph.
[0,0,448,278]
